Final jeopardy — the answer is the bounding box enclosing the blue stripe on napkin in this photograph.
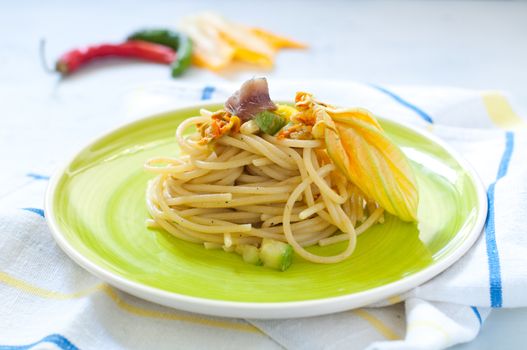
[22,208,45,218]
[485,131,514,308]
[369,84,434,123]
[201,86,215,100]
[470,306,482,325]
[0,334,79,350]
[26,173,50,180]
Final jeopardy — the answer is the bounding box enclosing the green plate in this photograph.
[45,103,487,318]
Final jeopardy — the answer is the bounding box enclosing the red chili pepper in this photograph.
[55,40,176,75]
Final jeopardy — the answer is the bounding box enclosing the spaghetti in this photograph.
[146,115,384,266]
[145,78,418,270]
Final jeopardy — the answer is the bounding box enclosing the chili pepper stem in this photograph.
[39,39,57,74]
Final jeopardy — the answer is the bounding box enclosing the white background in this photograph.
[1,1,527,349]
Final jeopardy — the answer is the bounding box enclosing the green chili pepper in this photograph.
[128,29,193,77]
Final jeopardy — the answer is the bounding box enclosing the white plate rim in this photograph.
[45,101,488,319]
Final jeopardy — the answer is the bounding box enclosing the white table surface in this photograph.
[1,1,526,349]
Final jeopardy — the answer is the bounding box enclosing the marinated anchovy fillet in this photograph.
[225,78,277,122]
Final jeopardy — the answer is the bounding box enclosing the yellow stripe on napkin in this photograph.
[387,295,403,305]
[0,271,259,334]
[0,271,104,299]
[354,309,401,340]
[482,92,526,129]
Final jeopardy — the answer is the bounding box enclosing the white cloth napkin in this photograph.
[1,81,526,350]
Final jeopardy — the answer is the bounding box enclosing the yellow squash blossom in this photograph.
[296,92,419,222]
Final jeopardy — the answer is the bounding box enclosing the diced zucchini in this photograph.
[235,245,244,255]
[243,245,262,265]
[259,238,293,271]
[235,245,262,265]
[254,111,287,135]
